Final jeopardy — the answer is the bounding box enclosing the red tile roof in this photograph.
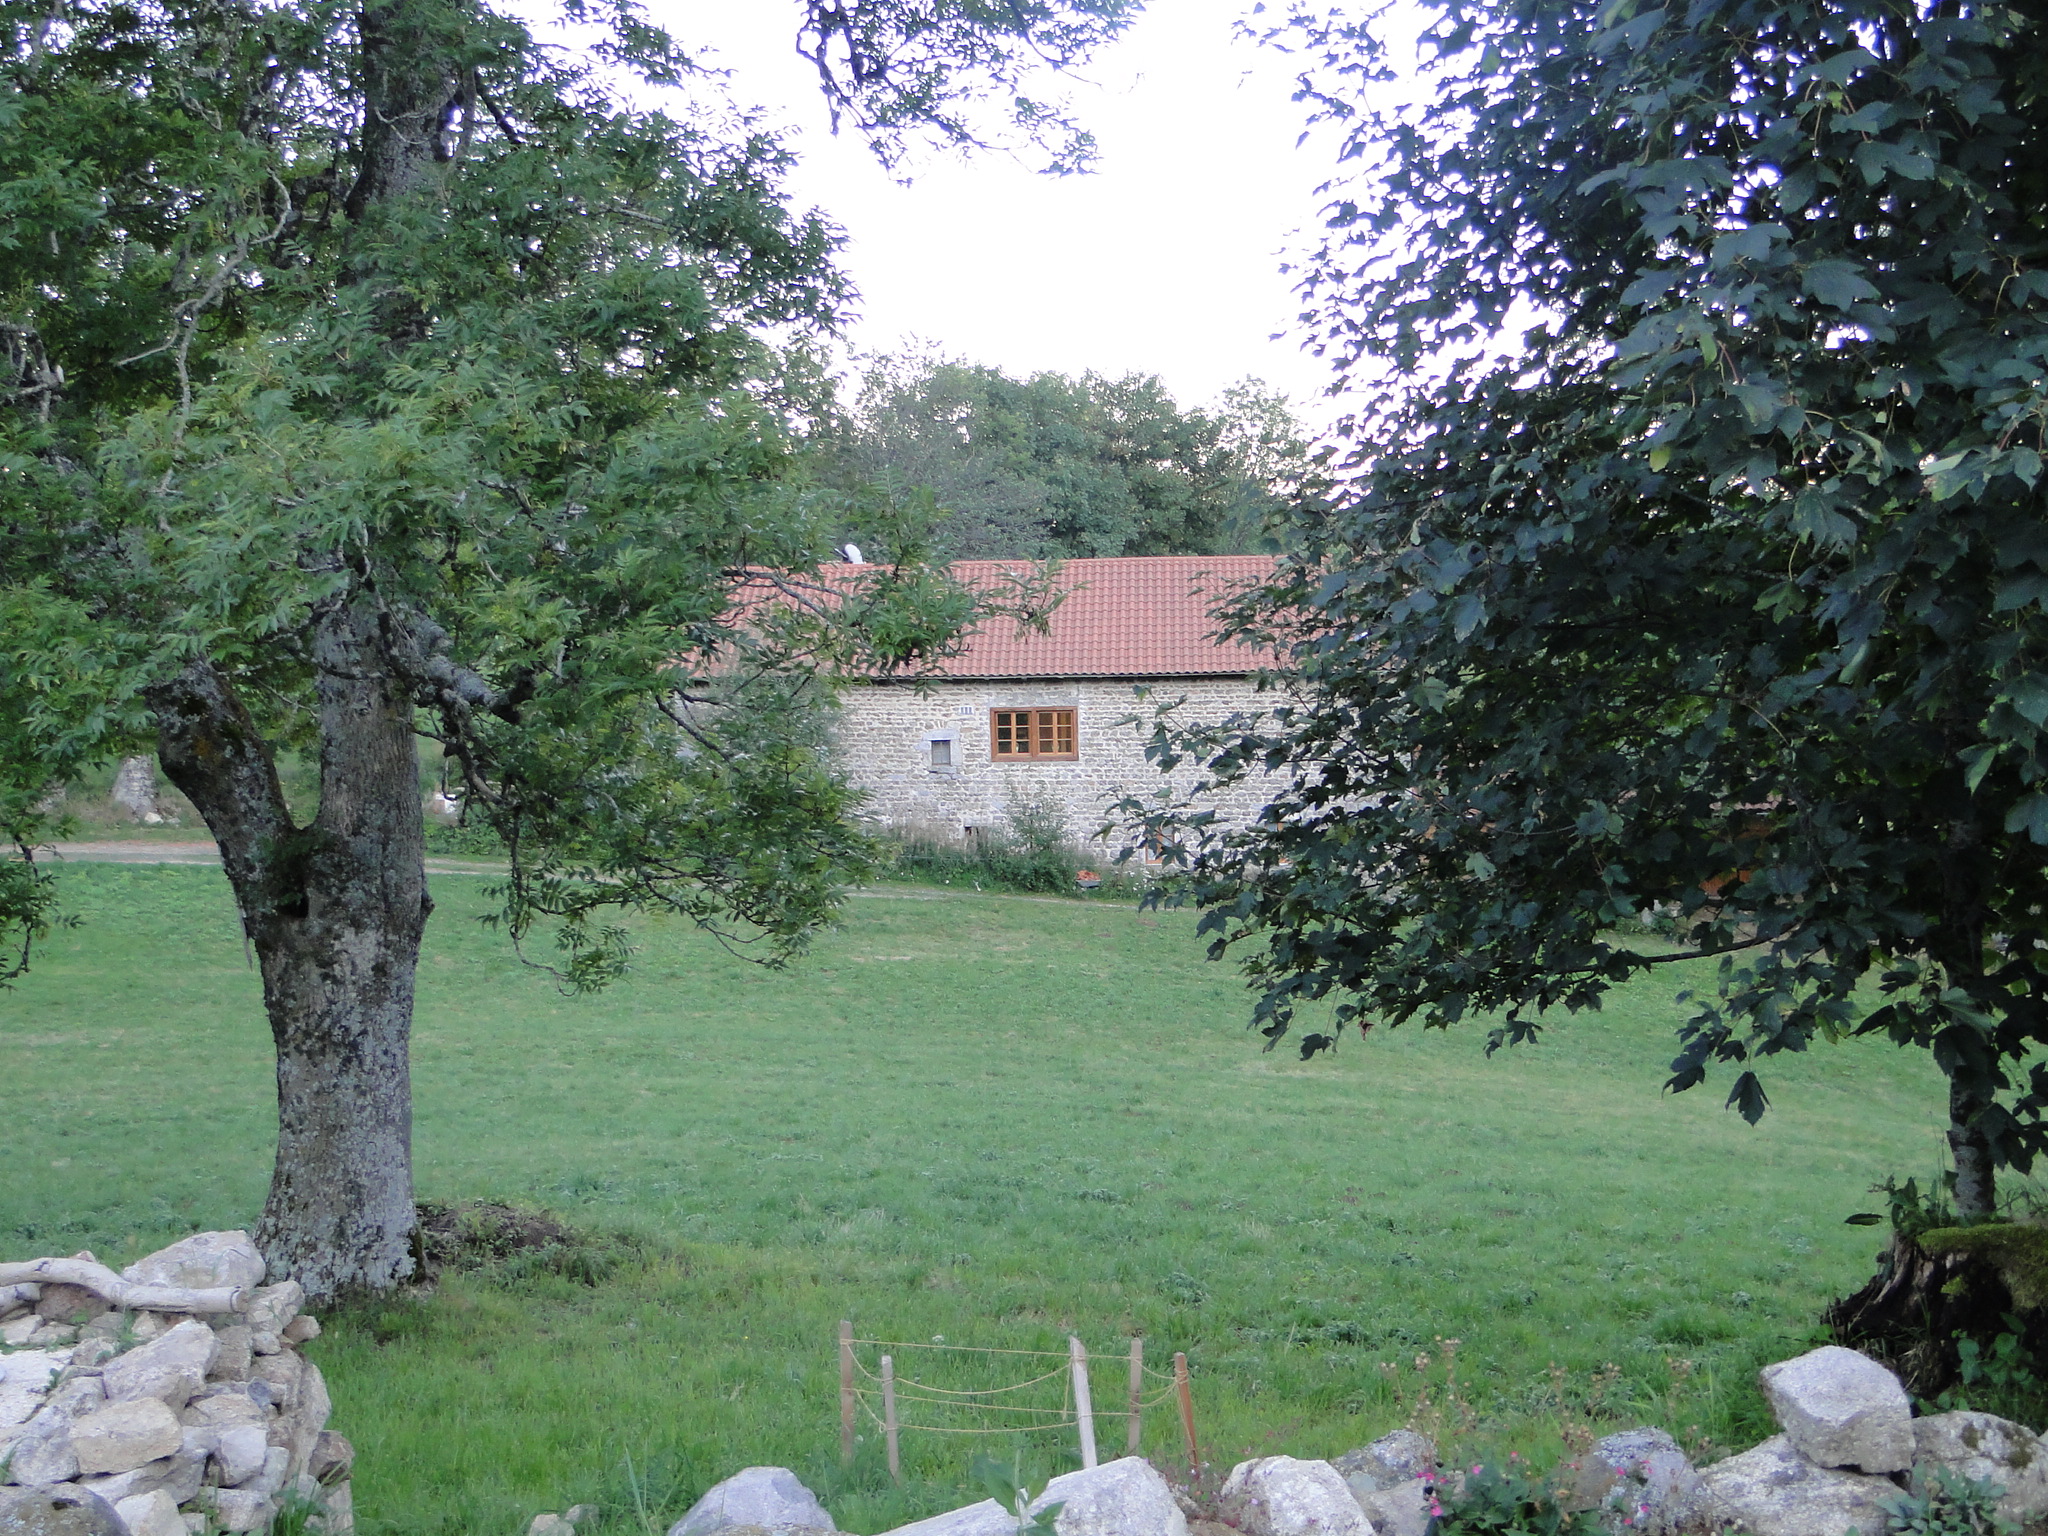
[936,555,1278,678]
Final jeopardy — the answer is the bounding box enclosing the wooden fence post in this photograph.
[1069,1335,1098,1470]
[881,1353,901,1483]
[839,1320,856,1466]
[1174,1351,1199,1475]
[1127,1338,1144,1456]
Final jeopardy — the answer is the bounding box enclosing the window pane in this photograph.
[931,740,952,767]
[1054,712,1074,755]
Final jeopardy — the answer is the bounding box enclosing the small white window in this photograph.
[930,739,953,768]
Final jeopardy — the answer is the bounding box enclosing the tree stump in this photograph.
[1827,1226,2048,1397]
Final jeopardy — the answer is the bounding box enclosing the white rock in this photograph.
[0,1486,126,1536]
[207,1326,253,1382]
[1759,1346,1913,1474]
[566,1506,598,1526]
[77,1449,207,1509]
[0,1349,75,1427]
[180,1386,268,1430]
[11,1374,109,1484]
[1034,1458,1191,1536]
[284,1361,332,1479]
[1333,1432,1436,1493]
[215,1423,270,1487]
[1351,1478,1429,1536]
[316,1479,353,1536]
[248,1349,302,1410]
[199,1488,275,1533]
[875,1503,1011,1536]
[241,1282,303,1338]
[122,1233,264,1294]
[9,1418,81,1484]
[281,1316,320,1346]
[113,1489,187,1536]
[243,1446,290,1499]
[1695,1435,1898,1536]
[1223,1456,1373,1536]
[101,1320,218,1411]
[71,1399,185,1477]
[1,1315,42,1347]
[1588,1427,1701,1533]
[669,1468,836,1536]
[1912,1411,2048,1526]
[531,1518,574,1536]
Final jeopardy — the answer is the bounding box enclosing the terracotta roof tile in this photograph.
[936,555,1277,678]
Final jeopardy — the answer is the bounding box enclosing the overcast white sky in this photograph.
[652,1,1348,419]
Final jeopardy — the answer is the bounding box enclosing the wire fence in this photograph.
[836,1324,1200,1481]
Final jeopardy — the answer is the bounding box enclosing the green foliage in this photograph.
[1880,1467,2015,1536]
[1135,0,2048,1210]
[823,349,1309,559]
[1429,1460,1568,1536]
[796,1,1137,175]
[421,820,507,857]
[882,795,1138,896]
[1924,1319,2048,1427]
[0,0,1127,988]
[971,1454,1064,1536]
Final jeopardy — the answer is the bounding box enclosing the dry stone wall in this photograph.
[835,676,1280,849]
[0,1233,351,1536]
[655,1345,2048,1536]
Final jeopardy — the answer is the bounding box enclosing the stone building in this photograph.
[835,555,1280,851]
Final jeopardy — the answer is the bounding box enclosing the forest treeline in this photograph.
[814,348,1312,560]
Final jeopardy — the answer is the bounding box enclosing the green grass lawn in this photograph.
[2,864,1955,1536]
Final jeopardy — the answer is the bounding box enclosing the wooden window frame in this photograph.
[989,707,1078,761]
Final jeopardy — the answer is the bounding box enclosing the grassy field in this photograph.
[2,863,1955,1536]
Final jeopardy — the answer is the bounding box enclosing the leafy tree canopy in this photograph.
[1137,0,2048,1217]
[821,347,1309,559]
[0,0,1126,1292]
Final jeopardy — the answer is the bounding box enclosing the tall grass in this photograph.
[0,863,1956,1535]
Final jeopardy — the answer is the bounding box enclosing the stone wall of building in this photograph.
[833,675,1278,848]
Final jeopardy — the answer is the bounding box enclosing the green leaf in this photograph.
[1727,383,1783,430]
[1809,47,1878,86]
[1962,744,2000,793]
[1712,225,1784,265]
[1450,591,1487,641]
[1801,260,1881,309]
[2004,675,2048,728]
[2005,794,2048,843]
[1726,1072,1770,1124]
[1853,140,1937,184]
[1622,268,1681,306]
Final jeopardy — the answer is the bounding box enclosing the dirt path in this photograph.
[28,842,1119,906]
[31,841,501,876]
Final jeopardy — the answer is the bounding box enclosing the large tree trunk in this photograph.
[142,0,464,1301]
[151,597,431,1300]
